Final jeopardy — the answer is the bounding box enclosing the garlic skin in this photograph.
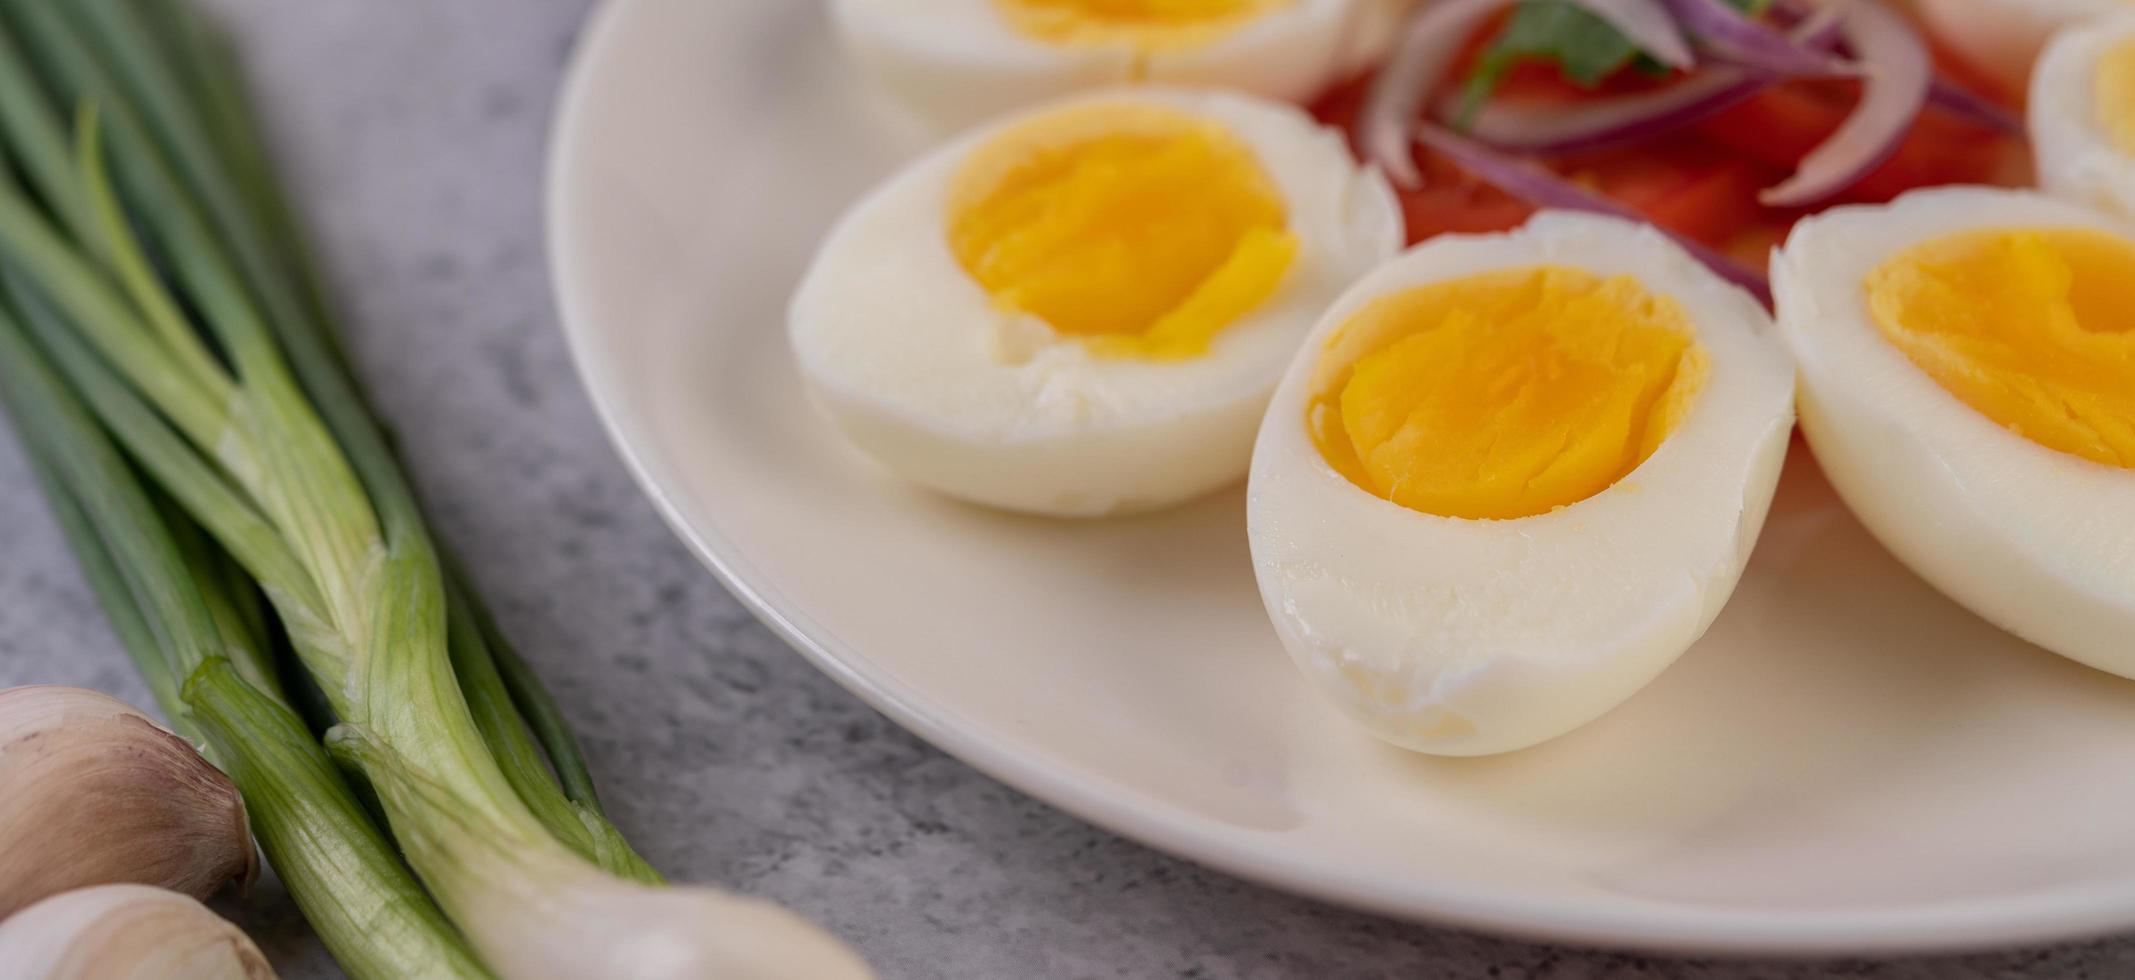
[0,883,276,979]
[0,687,256,917]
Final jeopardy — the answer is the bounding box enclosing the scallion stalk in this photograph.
[0,297,488,980]
[0,1,872,976]
[47,0,652,870]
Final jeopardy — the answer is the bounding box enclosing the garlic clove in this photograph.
[0,883,277,979]
[0,686,256,917]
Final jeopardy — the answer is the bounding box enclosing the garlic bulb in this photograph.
[0,883,276,979]
[0,686,256,916]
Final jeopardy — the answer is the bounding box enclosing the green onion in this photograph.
[0,1,871,976]
[66,0,652,874]
[0,298,487,980]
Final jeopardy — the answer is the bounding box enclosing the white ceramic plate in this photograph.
[547,0,2135,955]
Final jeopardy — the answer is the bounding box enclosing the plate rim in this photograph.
[544,0,2135,956]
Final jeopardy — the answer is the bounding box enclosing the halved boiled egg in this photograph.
[2032,12,2135,218]
[1248,213,1796,756]
[1915,0,2121,95]
[791,88,1402,517]
[1774,187,2135,678]
[830,0,1410,130]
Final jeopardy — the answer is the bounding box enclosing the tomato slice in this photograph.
[1309,69,1371,132]
[1397,154,1535,243]
[1564,136,1772,248]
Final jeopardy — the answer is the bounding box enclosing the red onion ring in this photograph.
[1787,2,1845,52]
[1758,0,1929,207]
[1660,0,1833,74]
[1425,0,1885,157]
[1431,2,1855,155]
[1413,124,1774,303]
[1363,0,1699,187]
[1695,0,2020,134]
[1362,0,1515,187]
[1441,68,1767,153]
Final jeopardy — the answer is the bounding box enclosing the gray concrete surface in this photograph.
[0,2,2129,977]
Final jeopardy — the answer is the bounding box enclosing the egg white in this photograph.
[1915,0,2123,93]
[1773,186,2135,679]
[2032,12,2135,219]
[830,0,1406,130]
[1248,213,1797,756]
[790,87,1403,517]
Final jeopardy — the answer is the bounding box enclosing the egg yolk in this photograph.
[1307,267,1708,521]
[946,103,1296,360]
[1865,228,2135,469]
[992,0,1287,50]
[2096,39,2135,156]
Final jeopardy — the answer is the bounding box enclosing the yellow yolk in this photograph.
[993,0,1288,50]
[2096,39,2135,156]
[1308,267,1708,521]
[1866,228,2135,469]
[947,103,1296,360]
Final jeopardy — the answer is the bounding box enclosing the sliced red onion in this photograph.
[1424,0,1876,157]
[1414,123,1773,303]
[1786,2,1845,52]
[1425,0,1856,156]
[1363,0,1698,187]
[1659,0,1832,75]
[1362,0,1516,187]
[1799,0,2019,132]
[1758,0,1928,207]
[1685,0,2020,134]
[1442,68,1767,153]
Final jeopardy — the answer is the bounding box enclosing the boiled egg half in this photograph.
[1248,213,1797,756]
[1774,187,2135,679]
[791,88,1401,517]
[2032,12,2135,219]
[830,0,1409,130]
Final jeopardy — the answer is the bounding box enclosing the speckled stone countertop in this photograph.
[0,2,2128,978]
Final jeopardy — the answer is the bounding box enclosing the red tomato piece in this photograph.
[1562,136,1773,249]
